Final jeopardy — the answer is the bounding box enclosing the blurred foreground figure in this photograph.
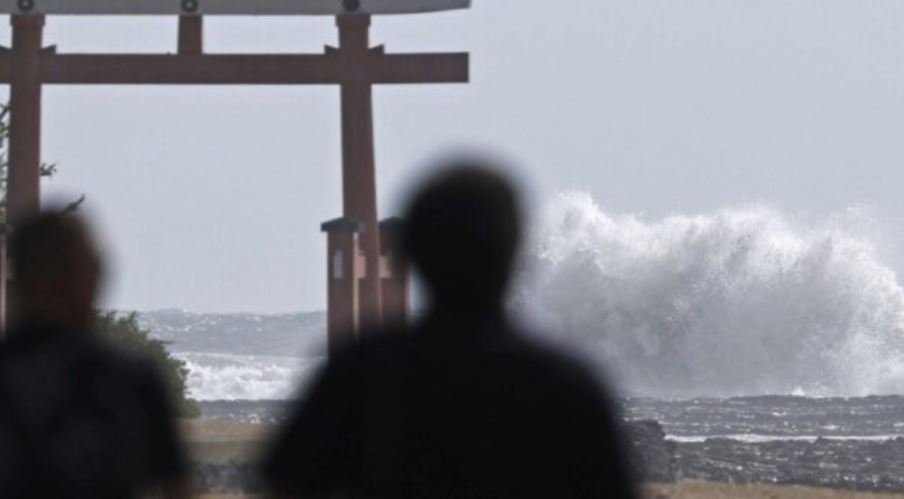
[0,213,188,499]
[265,162,638,498]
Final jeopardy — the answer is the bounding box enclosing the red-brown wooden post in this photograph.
[322,217,363,357]
[178,15,203,55]
[379,217,409,327]
[8,15,43,227]
[0,5,469,342]
[337,14,383,331]
[6,14,45,327]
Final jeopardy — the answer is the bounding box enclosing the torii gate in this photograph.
[0,0,470,354]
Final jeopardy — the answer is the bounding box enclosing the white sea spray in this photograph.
[517,192,904,398]
[174,351,322,401]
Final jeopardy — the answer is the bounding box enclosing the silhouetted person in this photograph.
[264,162,638,498]
[0,212,189,499]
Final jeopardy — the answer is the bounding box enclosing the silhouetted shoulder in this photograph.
[339,321,619,406]
[0,328,187,498]
[265,321,638,499]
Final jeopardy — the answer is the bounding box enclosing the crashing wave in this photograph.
[175,351,323,401]
[517,192,904,398]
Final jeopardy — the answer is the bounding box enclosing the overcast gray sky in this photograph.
[4,0,903,313]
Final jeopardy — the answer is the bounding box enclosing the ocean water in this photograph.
[139,194,904,447]
[132,194,904,489]
[517,193,904,398]
[137,309,327,403]
[173,352,318,401]
[623,396,904,442]
[192,395,904,443]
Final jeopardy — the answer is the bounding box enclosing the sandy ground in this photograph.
[195,483,904,499]
[645,482,904,498]
[181,420,276,442]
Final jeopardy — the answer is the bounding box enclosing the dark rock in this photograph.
[191,461,263,494]
[675,438,904,491]
[625,420,676,483]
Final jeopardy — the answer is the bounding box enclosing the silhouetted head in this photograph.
[9,212,102,332]
[402,161,522,317]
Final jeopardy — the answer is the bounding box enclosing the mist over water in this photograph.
[517,192,904,398]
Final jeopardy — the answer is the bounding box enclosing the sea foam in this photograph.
[517,192,904,398]
[175,351,322,401]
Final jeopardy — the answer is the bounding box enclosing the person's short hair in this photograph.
[402,161,522,307]
[10,212,99,292]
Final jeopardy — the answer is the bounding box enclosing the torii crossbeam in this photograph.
[0,0,470,351]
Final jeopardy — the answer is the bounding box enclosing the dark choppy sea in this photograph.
[199,396,904,491]
[140,309,904,489]
[201,395,904,441]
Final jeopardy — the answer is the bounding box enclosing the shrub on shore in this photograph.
[96,311,201,418]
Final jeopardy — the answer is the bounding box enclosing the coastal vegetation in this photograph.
[0,103,200,418]
[96,312,201,418]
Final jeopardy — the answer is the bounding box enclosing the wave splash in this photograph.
[518,192,904,398]
[175,352,323,401]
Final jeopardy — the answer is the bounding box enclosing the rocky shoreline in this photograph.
[184,419,681,494]
[184,419,904,494]
[628,420,904,492]
[675,437,904,492]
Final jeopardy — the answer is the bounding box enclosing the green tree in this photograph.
[96,312,201,418]
[0,103,200,418]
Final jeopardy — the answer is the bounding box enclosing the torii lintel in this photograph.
[0,0,471,16]
[0,15,468,84]
[1,9,470,350]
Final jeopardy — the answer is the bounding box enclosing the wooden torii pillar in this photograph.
[0,0,470,351]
